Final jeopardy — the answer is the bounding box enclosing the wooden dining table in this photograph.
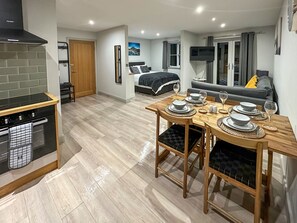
[145,94,297,208]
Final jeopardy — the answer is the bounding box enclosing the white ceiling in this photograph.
[56,0,283,39]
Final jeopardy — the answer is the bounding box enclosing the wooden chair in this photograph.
[155,108,204,198]
[203,123,268,223]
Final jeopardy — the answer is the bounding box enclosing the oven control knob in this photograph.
[31,112,35,118]
[4,118,9,125]
[18,115,23,121]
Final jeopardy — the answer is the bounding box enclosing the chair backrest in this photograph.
[157,108,193,126]
[205,123,268,151]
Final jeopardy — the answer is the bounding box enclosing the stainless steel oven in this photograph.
[0,105,56,174]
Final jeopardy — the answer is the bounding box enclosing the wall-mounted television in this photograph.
[190,46,215,61]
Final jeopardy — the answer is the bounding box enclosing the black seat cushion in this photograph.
[209,141,257,189]
[158,124,202,153]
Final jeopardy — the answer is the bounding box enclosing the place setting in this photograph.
[231,101,268,121]
[185,91,208,114]
[217,113,265,139]
[165,99,197,117]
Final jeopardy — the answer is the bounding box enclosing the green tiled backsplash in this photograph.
[0,44,47,100]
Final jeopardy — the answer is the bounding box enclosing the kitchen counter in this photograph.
[0,92,60,197]
[0,92,59,116]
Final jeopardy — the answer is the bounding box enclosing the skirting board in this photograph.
[0,161,58,198]
[97,91,132,103]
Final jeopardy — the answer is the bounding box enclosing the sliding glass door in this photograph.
[213,40,240,86]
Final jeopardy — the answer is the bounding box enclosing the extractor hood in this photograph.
[0,0,47,44]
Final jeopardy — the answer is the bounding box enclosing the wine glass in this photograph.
[199,90,207,104]
[264,100,278,125]
[173,83,180,95]
[219,91,228,110]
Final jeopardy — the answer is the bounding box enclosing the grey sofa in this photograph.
[187,76,274,108]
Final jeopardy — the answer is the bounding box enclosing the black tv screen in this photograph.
[190,46,215,61]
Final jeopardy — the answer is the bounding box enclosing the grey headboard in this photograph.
[129,62,145,66]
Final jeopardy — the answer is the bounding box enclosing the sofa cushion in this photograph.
[191,81,268,99]
[256,70,269,77]
[245,75,257,88]
[257,76,272,90]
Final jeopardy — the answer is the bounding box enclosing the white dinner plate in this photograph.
[185,97,203,104]
[168,104,192,114]
[222,117,257,132]
[233,105,261,115]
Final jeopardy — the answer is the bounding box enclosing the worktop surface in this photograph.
[0,92,59,117]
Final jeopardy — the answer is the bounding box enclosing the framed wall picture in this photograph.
[128,42,140,56]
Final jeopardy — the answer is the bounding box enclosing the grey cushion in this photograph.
[257,76,272,90]
[140,65,150,73]
[256,70,269,77]
[191,81,268,99]
[130,66,140,74]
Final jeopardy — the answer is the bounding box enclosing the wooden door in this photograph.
[69,40,96,98]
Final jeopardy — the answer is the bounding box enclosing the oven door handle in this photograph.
[0,118,48,136]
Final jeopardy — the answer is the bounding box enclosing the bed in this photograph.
[129,62,180,96]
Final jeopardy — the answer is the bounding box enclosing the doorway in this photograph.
[69,40,96,98]
[214,40,240,86]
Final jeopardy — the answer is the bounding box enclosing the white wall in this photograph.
[150,37,180,75]
[255,26,275,75]
[180,31,204,92]
[274,2,297,220]
[57,28,97,42]
[22,0,62,137]
[96,26,134,101]
[128,37,151,67]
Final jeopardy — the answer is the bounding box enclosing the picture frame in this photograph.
[128,42,140,56]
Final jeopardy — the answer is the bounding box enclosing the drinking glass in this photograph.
[199,90,207,104]
[173,83,180,95]
[264,100,278,124]
[219,91,228,110]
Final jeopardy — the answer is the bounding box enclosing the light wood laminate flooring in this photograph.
[0,92,287,222]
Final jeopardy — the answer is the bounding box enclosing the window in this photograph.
[169,43,180,68]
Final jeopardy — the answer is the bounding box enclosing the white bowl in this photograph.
[190,93,201,101]
[172,100,186,110]
[230,114,251,126]
[240,102,257,112]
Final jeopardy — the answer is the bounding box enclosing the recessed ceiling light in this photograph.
[141,30,145,34]
[212,17,216,21]
[196,6,204,14]
[156,33,160,36]
[89,20,94,25]
[220,23,226,28]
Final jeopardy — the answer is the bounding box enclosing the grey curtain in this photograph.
[162,41,169,70]
[239,32,255,85]
[206,36,214,83]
